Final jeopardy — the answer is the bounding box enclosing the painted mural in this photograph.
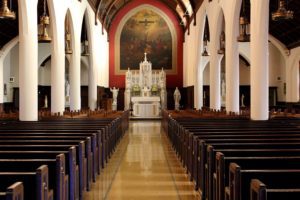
[120,9,172,70]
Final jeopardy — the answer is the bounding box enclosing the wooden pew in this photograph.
[230,164,300,200]
[0,165,52,200]
[0,139,91,191]
[0,135,94,188]
[198,140,300,199]
[0,140,85,199]
[0,150,75,200]
[250,179,300,200]
[0,182,24,200]
[0,114,128,200]
[215,155,300,200]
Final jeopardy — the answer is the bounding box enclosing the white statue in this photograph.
[221,79,226,97]
[44,95,48,108]
[241,94,245,107]
[65,81,70,97]
[110,87,119,111]
[174,87,181,111]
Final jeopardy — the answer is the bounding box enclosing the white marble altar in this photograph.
[124,53,167,118]
[131,96,160,118]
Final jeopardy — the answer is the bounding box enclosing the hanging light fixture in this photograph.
[65,14,73,54]
[272,0,293,21]
[81,26,89,56]
[218,31,225,54]
[202,31,209,57]
[237,0,250,42]
[0,0,16,20]
[38,0,51,43]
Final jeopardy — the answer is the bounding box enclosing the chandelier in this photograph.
[237,0,250,42]
[272,0,293,21]
[65,15,73,54]
[218,31,225,55]
[38,0,51,43]
[0,0,16,20]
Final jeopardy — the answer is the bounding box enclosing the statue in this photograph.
[65,80,70,97]
[174,87,181,111]
[65,81,70,107]
[221,79,226,97]
[44,95,48,108]
[110,87,119,111]
[241,94,245,107]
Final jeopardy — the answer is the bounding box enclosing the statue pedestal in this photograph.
[131,96,161,119]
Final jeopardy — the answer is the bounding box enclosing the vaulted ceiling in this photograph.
[0,0,300,51]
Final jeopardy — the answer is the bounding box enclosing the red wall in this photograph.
[109,0,183,88]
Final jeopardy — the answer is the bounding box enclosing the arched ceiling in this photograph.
[0,0,300,51]
[88,0,203,33]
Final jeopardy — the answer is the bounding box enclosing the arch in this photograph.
[289,51,300,101]
[65,9,75,57]
[269,35,289,59]
[0,37,19,62]
[215,6,225,52]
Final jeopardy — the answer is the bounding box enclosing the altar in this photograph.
[124,53,167,119]
[131,96,160,118]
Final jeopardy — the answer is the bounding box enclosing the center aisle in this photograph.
[84,120,199,200]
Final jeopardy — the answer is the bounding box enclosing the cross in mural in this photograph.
[139,18,155,27]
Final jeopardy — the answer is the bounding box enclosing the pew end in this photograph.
[250,179,267,200]
[2,182,24,200]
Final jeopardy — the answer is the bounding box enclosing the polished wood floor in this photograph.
[83,121,200,199]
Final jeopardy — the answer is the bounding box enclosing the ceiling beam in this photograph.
[176,0,191,35]
[189,0,196,26]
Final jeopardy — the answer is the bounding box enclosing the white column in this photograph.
[209,45,222,110]
[88,60,97,110]
[225,19,240,113]
[88,25,97,111]
[50,6,65,114]
[195,67,203,109]
[0,62,3,111]
[18,0,38,121]
[250,0,270,120]
[70,35,81,111]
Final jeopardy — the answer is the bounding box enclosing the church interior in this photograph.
[0,0,300,199]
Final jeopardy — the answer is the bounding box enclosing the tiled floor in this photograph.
[83,120,200,200]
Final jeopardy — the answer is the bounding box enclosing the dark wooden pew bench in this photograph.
[0,139,89,194]
[0,165,52,200]
[230,164,300,200]
[250,179,300,200]
[0,182,23,200]
[215,155,300,200]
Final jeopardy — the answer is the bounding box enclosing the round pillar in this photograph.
[250,0,270,120]
[18,0,38,121]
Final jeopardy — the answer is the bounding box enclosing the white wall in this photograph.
[203,63,210,85]
[239,61,250,85]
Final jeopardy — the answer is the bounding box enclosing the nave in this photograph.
[83,121,199,200]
